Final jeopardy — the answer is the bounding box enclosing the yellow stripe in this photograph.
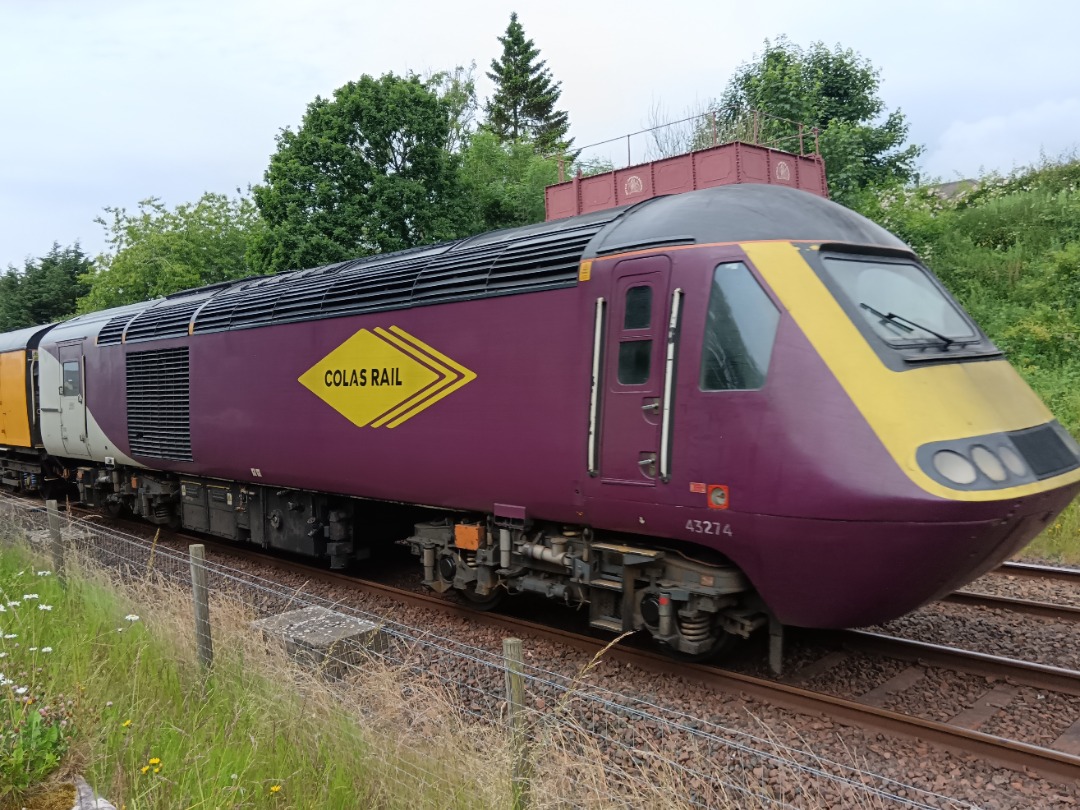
[743,241,1080,500]
[384,326,477,428]
[369,328,456,427]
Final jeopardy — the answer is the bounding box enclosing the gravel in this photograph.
[12,504,1080,809]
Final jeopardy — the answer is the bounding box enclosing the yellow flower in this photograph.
[122,719,132,728]
[270,785,282,794]
[148,757,161,765]
[153,767,161,774]
[140,766,150,774]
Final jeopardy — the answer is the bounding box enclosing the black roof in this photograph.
[586,184,907,257]
[98,184,910,343]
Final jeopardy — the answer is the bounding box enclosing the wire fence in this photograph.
[0,493,977,810]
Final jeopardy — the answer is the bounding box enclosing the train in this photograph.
[2,178,1079,660]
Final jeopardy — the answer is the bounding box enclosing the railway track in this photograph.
[162,530,1080,784]
[19,499,1080,784]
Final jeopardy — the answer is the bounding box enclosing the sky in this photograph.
[2,0,1078,269]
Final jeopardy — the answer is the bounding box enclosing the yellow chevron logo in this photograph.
[298,326,476,429]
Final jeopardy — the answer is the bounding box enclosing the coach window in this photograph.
[700,262,780,390]
[618,285,653,385]
[62,361,82,397]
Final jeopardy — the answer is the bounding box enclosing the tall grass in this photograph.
[0,542,506,809]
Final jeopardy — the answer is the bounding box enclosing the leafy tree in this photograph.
[0,244,91,331]
[251,73,468,274]
[426,63,479,154]
[459,130,561,230]
[719,37,922,204]
[78,193,260,313]
[485,12,571,155]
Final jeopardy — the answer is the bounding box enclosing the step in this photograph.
[592,542,663,559]
[589,618,623,633]
[589,577,623,592]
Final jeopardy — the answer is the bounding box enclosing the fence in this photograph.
[0,493,975,810]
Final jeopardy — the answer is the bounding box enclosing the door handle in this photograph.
[638,452,657,479]
[641,401,660,413]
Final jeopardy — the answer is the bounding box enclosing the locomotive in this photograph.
[2,177,1079,659]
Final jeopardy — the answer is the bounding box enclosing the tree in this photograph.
[426,63,479,155]
[485,12,571,155]
[0,244,91,331]
[251,73,468,275]
[78,193,260,313]
[459,130,561,231]
[719,38,923,204]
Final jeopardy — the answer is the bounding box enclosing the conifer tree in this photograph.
[485,12,571,155]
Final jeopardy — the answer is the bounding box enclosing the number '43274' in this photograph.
[686,519,733,536]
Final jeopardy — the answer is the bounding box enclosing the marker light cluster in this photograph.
[932,444,1027,486]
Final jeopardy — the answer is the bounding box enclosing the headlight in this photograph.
[970,445,1006,482]
[998,445,1027,477]
[933,450,977,485]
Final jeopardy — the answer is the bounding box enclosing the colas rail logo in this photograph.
[299,326,476,428]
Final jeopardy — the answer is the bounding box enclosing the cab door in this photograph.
[58,342,91,458]
[596,255,671,486]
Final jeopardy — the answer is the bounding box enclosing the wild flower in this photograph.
[141,765,150,774]
[4,633,16,639]
[15,686,27,695]
[125,614,140,622]
[7,601,20,607]
[270,785,282,794]
[22,594,38,600]
[41,647,52,653]
[149,757,161,765]
[38,604,53,611]
[36,571,50,577]
[122,719,132,728]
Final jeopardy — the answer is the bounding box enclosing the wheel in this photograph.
[663,629,740,662]
[662,613,741,662]
[458,583,504,611]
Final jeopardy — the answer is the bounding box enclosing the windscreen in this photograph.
[821,257,974,344]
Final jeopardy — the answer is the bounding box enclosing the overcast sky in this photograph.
[2,0,1077,269]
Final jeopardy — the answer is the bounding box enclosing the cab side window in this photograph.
[62,361,82,397]
[618,284,653,385]
[700,263,779,391]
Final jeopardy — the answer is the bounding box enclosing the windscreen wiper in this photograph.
[859,302,954,348]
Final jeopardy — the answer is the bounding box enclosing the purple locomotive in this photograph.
[2,180,1079,659]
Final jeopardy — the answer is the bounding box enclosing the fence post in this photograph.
[503,637,529,809]
[46,500,65,584]
[189,544,214,670]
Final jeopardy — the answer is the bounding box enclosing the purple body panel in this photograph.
[77,243,1077,628]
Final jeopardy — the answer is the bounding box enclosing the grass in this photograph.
[0,539,507,809]
[0,512,920,810]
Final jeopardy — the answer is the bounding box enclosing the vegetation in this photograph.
[78,193,260,312]
[250,73,469,274]
[0,244,90,332]
[718,37,922,206]
[485,12,571,155]
[0,541,507,809]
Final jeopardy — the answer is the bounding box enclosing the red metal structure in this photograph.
[545,141,828,221]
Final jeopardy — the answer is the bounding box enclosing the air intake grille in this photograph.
[1009,423,1079,479]
[123,299,204,343]
[192,211,621,335]
[98,313,133,347]
[126,348,192,461]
